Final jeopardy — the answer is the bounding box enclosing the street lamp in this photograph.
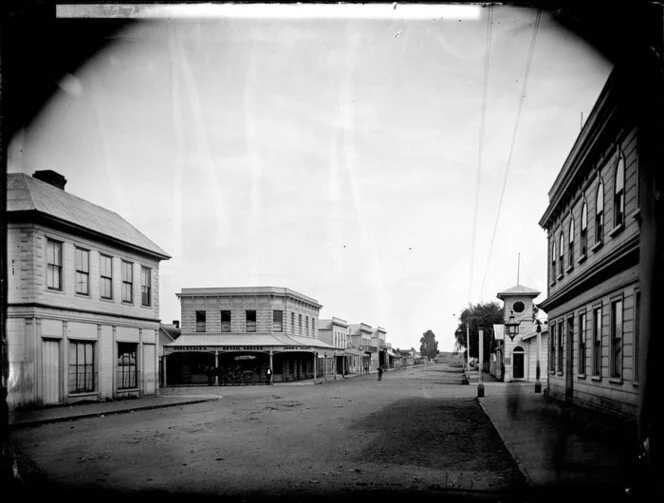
[535,319,542,393]
[505,310,521,341]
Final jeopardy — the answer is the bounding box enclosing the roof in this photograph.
[159,324,181,340]
[165,333,337,350]
[496,284,541,300]
[7,173,170,260]
[177,287,321,308]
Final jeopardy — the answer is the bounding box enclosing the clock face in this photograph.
[513,301,525,313]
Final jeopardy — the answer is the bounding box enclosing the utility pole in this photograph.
[478,328,485,397]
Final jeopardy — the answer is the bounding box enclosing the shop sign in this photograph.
[173,346,212,351]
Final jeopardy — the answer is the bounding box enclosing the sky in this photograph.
[7,3,612,352]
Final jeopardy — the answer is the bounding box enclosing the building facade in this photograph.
[496,285,548,383]
[6,171,170,409]
[349,323,374,373]
[539,68,642,417]
[163,287,336,384]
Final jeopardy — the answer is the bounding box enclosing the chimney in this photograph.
[33,170,67,190]
[172,320,180,329]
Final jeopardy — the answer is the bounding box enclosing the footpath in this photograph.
[469,371,640,502]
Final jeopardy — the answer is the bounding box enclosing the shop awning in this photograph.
[164,333,338,352]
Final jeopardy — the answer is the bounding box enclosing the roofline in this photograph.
[8,209,171,260]
[539,67,621,228]
[176,286,322,308]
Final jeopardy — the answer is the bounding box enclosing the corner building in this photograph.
[6,171,170,409]
[164,287,336,384]
[539,68,643,418]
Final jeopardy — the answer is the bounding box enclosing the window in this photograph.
[75,247,89,295]
[611,299,623,379]
[246,310,257,332]
[614,154,625,227]
[196,311,206,332]
[117,343,137,389]
[306,316,309,335]
[593,306,602,376]
[595,182,604,243]
[558,233,564,277]
[551,239,557,281]
[141,267,151,306]
[578,312,587,375]
[635,291,640,382]
[46,239,62,290]
[273,310,283,332]
[121,261,133,302]
[299,314,302,334]
[69,341,95,393]
[557,320,564,372]
[568,217,575,267]
[100,255,113,299]
[291,312,295,331]
[580,202,588,255]
[550,323,556,373]
[221,310,231,332]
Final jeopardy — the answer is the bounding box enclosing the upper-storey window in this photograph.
[46,238,63,290]
[121,260,133,303]
[614,154,625,227]
[196,311,206,332]
[299,314,303,335]
[75,247,90,295]
[273,310,283,332]
[580,202,588,255]
[141,266,151,307]
[100,254,113,299]
[558,232,564,277]
[246,310,257,332]
[221,310,231,332]
[551,239,557,281]
[595,182,604,243]
[568,217,575,267]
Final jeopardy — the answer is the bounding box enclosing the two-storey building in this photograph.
[318,317,359,375]
[539,68,642,417]
[349,323,374,373]
[6,170,170,409]
[163,287,336,384]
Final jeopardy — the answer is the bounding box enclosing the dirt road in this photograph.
[9,363,526,501]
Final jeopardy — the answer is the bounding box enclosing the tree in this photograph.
[419,330,439,359]
[454,302,504,366]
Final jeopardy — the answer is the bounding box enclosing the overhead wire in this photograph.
[479,8,542,300]
[467,3,494,303]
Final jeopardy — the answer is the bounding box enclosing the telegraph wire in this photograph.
[467,3,494,303]
[479,8,542,300]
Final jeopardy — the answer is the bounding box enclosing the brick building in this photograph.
[6,170,170,409]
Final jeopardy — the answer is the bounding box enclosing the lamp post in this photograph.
[535,319,542,393]
[504,311,520,384]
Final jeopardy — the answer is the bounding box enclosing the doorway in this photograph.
[513,347,525,379]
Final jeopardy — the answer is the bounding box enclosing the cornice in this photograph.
[538,233,639,312]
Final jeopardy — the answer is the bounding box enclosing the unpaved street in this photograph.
[9,363,526,501]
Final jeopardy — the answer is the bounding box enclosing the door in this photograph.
[42,339,61,405]
[143,344,156,395]
[513,347,524,379]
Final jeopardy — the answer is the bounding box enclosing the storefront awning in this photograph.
[386,350,396,357]
[164,333,338,353]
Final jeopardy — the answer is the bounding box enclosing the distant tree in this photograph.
[454,302,504,366]
[419,330,439,359]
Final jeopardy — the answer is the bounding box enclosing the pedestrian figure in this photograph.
[377,366,384,381]
[265,367,272,385]
[506,380,522,420]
